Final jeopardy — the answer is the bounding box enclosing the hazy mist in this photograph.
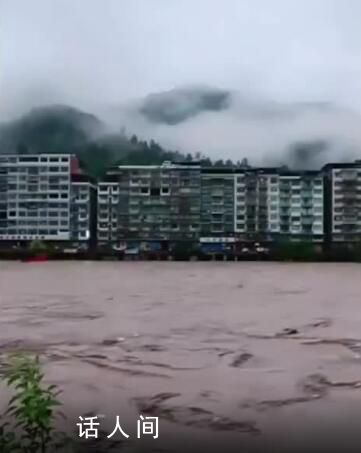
[2,0,361,165]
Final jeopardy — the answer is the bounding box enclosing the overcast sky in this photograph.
[2,0,361,118]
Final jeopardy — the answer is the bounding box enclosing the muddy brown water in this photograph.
[1,261,361,452]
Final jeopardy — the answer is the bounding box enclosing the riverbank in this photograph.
[1,247,361,262]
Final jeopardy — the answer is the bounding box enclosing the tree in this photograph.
[240,158,249,168]
[130,134,138,145]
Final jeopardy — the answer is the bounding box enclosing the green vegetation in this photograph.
[0,105,249,179]
[0,354,66,452]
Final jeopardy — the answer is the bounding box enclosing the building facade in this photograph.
[5,155,359,250]
[70,173,97,248]
[200,168,235,237]
[323,162,361,243]
[97,162,201,245]
[234,168,324,242]
[97,163,325,248]
[0,153,95,247]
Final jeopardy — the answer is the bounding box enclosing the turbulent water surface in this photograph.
[1,261,361,452]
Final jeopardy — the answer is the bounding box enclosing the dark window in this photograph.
[151,188,160,196]
[19,157,38,163]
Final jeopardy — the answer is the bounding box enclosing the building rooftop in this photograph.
[322,161,361,170]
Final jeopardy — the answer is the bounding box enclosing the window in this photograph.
[150,188,160,196]
[19,157,38,163]
[49,194,59,199]
[49,166,59,172]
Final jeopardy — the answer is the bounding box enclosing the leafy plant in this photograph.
[0,354,66,452]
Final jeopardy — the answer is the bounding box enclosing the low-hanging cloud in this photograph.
[2,0,361,168]
[105,86,361,169]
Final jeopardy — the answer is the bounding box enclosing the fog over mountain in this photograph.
[2,0,361,168]
[1,86,361,170]
[103,85,361,168]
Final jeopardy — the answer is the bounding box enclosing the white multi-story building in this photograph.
[234,168,324,242]
[0,154,95,246]
[323,162,361,243]
[278,171,324,241]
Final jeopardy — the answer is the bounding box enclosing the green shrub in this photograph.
[0,354,66,452]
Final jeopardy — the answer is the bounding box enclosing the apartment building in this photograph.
[278,171,324,242]
[70,173,97,248]
[234,168,324,242]
[200,168,235,236]
[234,168,279,241]
[323,162,361,243]
[97,161,201,244]
[0,153,95,247]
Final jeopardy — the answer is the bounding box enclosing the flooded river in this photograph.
[1,261,361,452]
